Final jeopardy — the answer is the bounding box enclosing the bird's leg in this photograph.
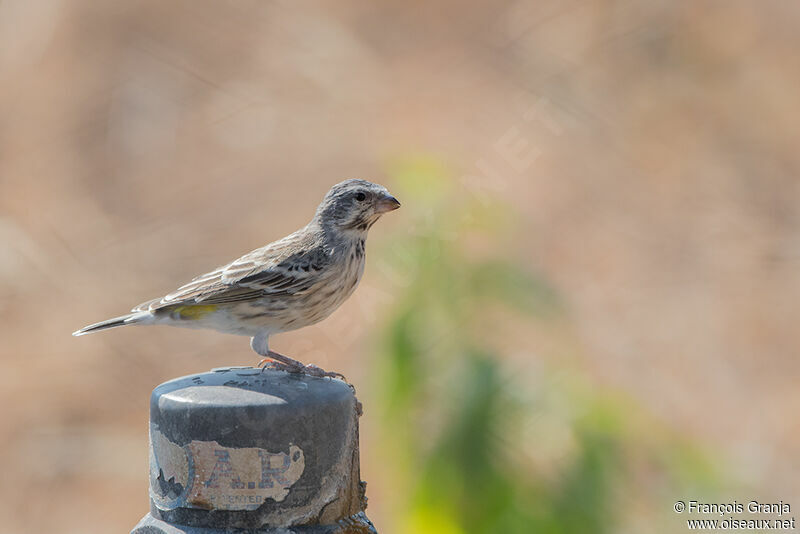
[253,334,294,372]
[264,350,346,380]
[251,336,344,379]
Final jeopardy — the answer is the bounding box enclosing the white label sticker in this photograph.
[150,428,305,511]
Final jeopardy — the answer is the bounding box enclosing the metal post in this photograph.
[131,367,376,533]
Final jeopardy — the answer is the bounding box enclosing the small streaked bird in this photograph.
[73,179,400,377]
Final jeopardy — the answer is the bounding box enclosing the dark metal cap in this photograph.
[131,367,374,533]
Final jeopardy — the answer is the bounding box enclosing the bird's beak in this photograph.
[375,194,401,214]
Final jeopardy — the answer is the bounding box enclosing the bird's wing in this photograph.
[133,230,331,311]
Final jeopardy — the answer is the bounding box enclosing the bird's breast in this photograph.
[293,241,365,326]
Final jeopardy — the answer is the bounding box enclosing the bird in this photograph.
[73,179,400,378]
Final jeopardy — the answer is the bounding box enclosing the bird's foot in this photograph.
[257,350,305,373]
[258,352,345,381]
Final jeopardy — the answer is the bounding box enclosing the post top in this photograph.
[152,367,353,412]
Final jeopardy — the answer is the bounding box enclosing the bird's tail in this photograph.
[72,312,150,336]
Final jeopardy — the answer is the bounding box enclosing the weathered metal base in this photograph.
[131,511,377,533]
[131,367,375,533]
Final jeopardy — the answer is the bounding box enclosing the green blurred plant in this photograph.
[371,156,723,534]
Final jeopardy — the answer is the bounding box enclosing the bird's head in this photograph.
[314,179,400,235]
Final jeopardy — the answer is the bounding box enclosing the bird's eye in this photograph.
[355,192,366,201]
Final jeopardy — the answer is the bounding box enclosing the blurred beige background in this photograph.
[1,1,798,532]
